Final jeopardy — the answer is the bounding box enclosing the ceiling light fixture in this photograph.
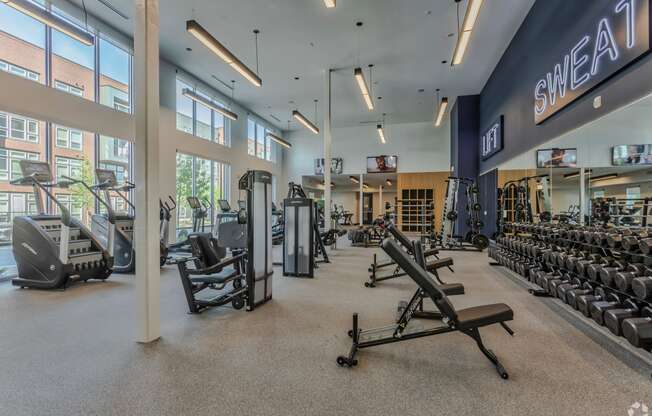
[386,179,392,186]
[451,0,484,66]
[377,113,387,144]
[266,132,292,149]
[363,183,370,189]
[564,169,593,180]
[182,88,238,121]
[354,67,374,111]
[349,176,360,184]
[292,110,319,134]
[2,0,94,45]
[186,20,262,87]
[590,173,619,183]
[434,89,448,127]
[323,0,336,8]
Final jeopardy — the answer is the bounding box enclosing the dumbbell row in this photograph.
[490,234,652,352]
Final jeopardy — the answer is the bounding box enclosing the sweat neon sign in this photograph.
[533,0,650,124]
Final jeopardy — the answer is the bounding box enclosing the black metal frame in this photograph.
[175,252,247,314]
[283,198,315,278]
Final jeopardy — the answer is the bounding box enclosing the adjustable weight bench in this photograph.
[338,238,515,379]
[367,224,452,288]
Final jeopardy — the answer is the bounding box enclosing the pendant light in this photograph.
[451,0,484,66]
[434,89,449,127]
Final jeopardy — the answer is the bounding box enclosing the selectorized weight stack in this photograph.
[437,177,489,251]
[239,170,274,310]
[283,197,315,277]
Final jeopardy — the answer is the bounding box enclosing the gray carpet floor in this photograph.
[0,242,649,416]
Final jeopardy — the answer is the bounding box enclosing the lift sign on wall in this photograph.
[533,0,650,124]
[481,115,504,160]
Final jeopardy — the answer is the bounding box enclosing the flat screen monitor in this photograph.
[536,148,577,168]
[95,169,118,187]
[237,200,247,210]
[367,155,398,173]
[19,160,52,183]
[612,144,652,166]
[217,199,231,212]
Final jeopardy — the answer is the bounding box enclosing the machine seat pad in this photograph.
[439,283,465,296]
[190,269,238,285]
[115,214,134,221]
[456,303,514,330]
[423,248,440,257]
[426,257,454,270]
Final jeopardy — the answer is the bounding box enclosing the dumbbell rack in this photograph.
[489,223,652,361]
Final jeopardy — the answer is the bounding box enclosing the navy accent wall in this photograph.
[479,0,652,173]
[450,95,480,236]
[478,169,498,238]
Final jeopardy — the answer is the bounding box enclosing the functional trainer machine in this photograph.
[437,177,489,251]
[11,160,113,289]
[91,169,136,273]
[286,182,330,264]
[283,197,315,277]
[338,238,515,379]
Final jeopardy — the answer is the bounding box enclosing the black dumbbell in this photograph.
[632,276,652,300]
[638,238,652,255]
[604,301,647,336]
[621,235,641,252]
[556,277,582,302]
[547,273,573,296]
[614,264,651,292]
[576,287,610,318]
[599,260,626,287]
[621,307,652,350]
[566,282,596,309]
[537,271,562,290]
[589,292,624,326]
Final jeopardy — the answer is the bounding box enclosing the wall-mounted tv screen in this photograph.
[612,144,652,166]
[367,155,397,173]
[536,148,577,168]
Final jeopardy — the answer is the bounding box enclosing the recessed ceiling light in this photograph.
[377,97,382,100]
[418,89,425,93]
[294,76,300,80]
[426,10,432,15]
[441,60,448,64]
[186,47,192,51]
[448,33,455,37]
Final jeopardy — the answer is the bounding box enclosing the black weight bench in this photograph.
[367,224,452,288]
[338,238,515,379]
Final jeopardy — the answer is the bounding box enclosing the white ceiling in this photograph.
[78,0,534,130]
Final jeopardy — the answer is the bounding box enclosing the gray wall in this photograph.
[479,0,652,173]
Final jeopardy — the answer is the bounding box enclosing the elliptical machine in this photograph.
[91,169,136,273]
[11,160,113,289]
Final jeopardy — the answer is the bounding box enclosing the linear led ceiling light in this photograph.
[324,0,336,8]
[451,0,484,66]
[564,169,592,180]
[182,88,238,121]
[349,176,360,184]
[2,0,94,45]
[376,125,386,144]
[266,132,292,149]
[292,110,319,135]
[354,67,374,111]
[435,97,449,127]
[590,173,619,183]
[186,20,262,87]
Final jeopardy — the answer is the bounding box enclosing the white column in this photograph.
[359,174,364,225]
[579,167,586,225]
[134,0,161,343]
[379,185,383,217]
[323,69,332,231]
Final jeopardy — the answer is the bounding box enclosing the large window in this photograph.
[175,78,231,146]
[175,152,231,241]
[0,2,46,85]
[0,149,39,181]
[99,38,130,113]
[247,118,277,162]
[0,2,132,109]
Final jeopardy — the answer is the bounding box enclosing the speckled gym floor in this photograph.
[0,241,649,416]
